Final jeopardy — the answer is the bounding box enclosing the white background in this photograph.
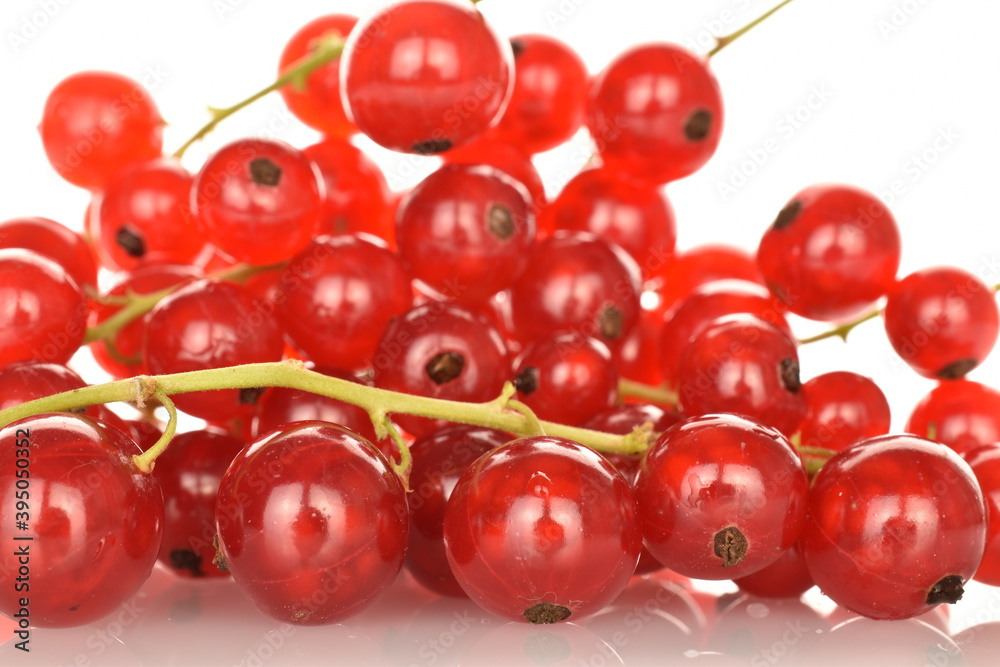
[2,0,1000,665]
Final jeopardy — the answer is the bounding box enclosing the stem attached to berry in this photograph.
[0,361,655,467]
[797,307,882,345]
[134,388,178,473]
[618,378,679,408]
[172,34,346,159]
[708,0,799,58]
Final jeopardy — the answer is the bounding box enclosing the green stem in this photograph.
[172,35,346,159]
[797,308,881,345]
[618,379,679,408]
[708,0,799,58]
[134,390,178,473]
[0,362,652,460]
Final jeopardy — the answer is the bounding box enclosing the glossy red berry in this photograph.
[676,314,806,436]
[733,542,814,599]
[443,138,547,216]
[757,185,901,321]
[396,164,535,302]
[491,34,589,155]
[143,279,284,422]
[0,249,87,368]
[278,14,358,137]
[39,71,163,190]
[542,168,676,278]
[801,434,986,620]
[341,0,513,154]
[276,235,412,372]
[0,217,98,292]
[153,429,245,578]
[215,422,408,624]
[372,303,509,437]
[906,380,1000,454]
[798,371,891,453]
[91,158,206,271]
[191,138,324,264]
[883,266,999,379]
[964,444,1000,587]
[444,436,642,623]
[508,232,642,349]
[588,44,723,184]
[406,424,511,597]
[634,414,809,579]
[512,333,619,426]
[648,244,763,310]
[0,413,163,627]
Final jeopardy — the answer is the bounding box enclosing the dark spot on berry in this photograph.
[714,526,748,567]
[250,157,282,186]
[937,358,978,380]
[599,304,624,340]
[514,367,540,395]
[779,358,802,393]
[523,602,572,624]
[169,548,205,577]
[927,575,964,605]
[426,352,465,384]
[684,109,713,141]
[488,204,515,240]
[773,201,802,230]
[412,139,452,155]
[69,605,78,611]
[333,216,349,234]
[239,387,265,405]
[510,38,525,58]
[116,227,145,258]
[212,534,229,572]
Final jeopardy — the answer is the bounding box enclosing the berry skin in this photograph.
[757,185,901,321]
[191,138,324,265]
[588,43,723,184]
[648,244,764,310]
[444,436,642,623]
[341,0,513,154]
[39,71,163,190]
[215,422,408,625]
[634,414,809,580]
[963,444,1000,587]
[798,371,891,453]
[883,266,999,379]
[0,217,98,292]
[733,542,815,599]
[0,413,163,627]
[0,249,88,368]
[906,380,1000,454]
[801,434,987,620]
[278,14,358,137]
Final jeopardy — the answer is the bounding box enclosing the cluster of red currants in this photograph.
[2,0,1000,642]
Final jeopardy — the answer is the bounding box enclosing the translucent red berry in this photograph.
[0,217,98,292]
[798,371,891,453]
[906,380,1000,454]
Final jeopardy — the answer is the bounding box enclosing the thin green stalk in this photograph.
[797,308,881,345]
[708,0,799,58]
[618,379,679,408]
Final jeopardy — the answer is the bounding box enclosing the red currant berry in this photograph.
[615,305,668,388]
[0,249,87,368]
[733,542,814,599]
[215,422,408,624]
[676,314,806,436]
[492,34,589,155]
[802,434,987,620]
[407,424,510,597]
[884,266,999,379]
[278,14,358,137]
[648,244,763,310]
[634,414,809,579]
[906,380,1000,454]
[91,158,207,271]
[512,333,619,427]
[963,444,1000,587]
[0,217,98,292]
[153,429,245,578]
[276,235,412,372]
[588,44,723,184]
[542,168,676,278]
[372,303,509,437]
[39,71,163,190]
[143,279,284,422]
[0,413,163,627]
[444,436,642,623]
[444,139,548,220]
[757,185,901,321]
[798,371,891,453]
[396,164,535,302]
[508,232,642,349]
[341,0,513,154]
[191,138,323,265]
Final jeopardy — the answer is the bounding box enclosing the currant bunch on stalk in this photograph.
[4,0,1000,655]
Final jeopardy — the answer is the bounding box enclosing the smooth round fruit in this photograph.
[0,413,163,627]
[444,436,642,623]
[634,413,809,580]
[0,217,98,292]
[906,380,1000,454]
[215,422,408,624]
[964,445,1000,587]
[798,371,891,453]
[801,434,987,620]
